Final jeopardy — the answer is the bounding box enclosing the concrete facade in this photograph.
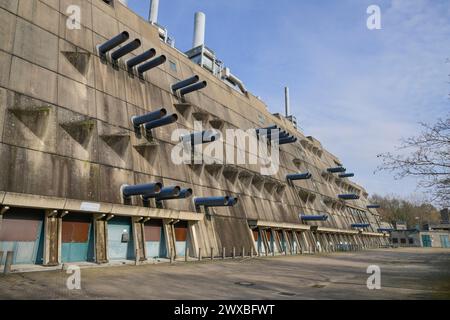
[0,0,388,270]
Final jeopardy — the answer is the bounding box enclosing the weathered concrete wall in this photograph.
[0,0,385,254]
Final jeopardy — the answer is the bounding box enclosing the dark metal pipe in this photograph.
[171,76,199,92]
[144,114,178,130]
[137,55,166,74]
[122,182,162,198]
[327,166,346,173]
[194,196,230,207]
[126,48,156,69]
[279,137,297,145]
[156,186,181,199]
[131,108,167,127]
[300,215,328,221]
[339,173,355,178]
[180,81,207,96]
[287,173,312,181]
[351,223,370,228]
[98,31,130,55]
[377,228,393,232]
[338,194,360,200]
[367,204,381,209]
[157,188,193,201]
[111,39,141,61]
[226,197,238,207]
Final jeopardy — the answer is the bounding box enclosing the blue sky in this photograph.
[128,0,450,200]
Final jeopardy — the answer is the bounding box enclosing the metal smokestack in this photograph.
[149,0,159,24]
[193,12,206,48]
[284,86,291,117]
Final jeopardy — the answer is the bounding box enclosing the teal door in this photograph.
[107,217,134,260]
[144,220,166,259]
[0,209,44,265]
[440,235,450,248]
[61,214,94,263]
[422,235,432,247]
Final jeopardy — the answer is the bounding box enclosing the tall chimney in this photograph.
[284,86,291,117]
[193,12,206,48]
[149,0,159,24]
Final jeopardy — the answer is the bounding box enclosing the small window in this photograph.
[400,238,406,244]
[408,238,414,244]
[392,238,398,244]
[169,61,177,72]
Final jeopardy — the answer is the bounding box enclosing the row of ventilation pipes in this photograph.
[97,32,381,231]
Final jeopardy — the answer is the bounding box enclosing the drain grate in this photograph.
[235,281,255,287]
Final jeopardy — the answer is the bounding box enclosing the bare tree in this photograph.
[377,116,450,207]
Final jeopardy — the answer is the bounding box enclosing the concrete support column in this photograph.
[188,221,199,259]
[162,219,175,259]
[132,217,146,262]
[43,210,60,266]
[94,214,108,264]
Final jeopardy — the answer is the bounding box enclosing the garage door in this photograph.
[61,214,94,263]
[144,219,166,259]
[0,208,44,265]
[107,217,134,260]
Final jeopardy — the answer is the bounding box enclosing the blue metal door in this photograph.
[144,220,166,259]
[0,209,44,265]
[107,217,134,260]
[61,214,94,263]
[440,235,450,248]
[421,235,432,247]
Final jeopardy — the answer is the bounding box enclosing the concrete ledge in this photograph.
[248,219,311,231]
[361,231,385,237]
[1,191,203,221]
[3,192,66,210]
[316,227,359,235]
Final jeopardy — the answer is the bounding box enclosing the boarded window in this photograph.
[144,225,161,241]
[62,218,91,243]
[0,210,43,242]
[174,227,187,241]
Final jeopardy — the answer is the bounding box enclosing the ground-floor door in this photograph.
[421,235,432,247]
[62,214,94,263]
[144,219,166,259]
[440,235,450,248]
[0,208,44,265]
[174,222,188,257]
[107,217,134,260]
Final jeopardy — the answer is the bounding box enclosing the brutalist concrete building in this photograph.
[0,0,390,270]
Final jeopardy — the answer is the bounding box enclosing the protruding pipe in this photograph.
[137,55,166,75]
[111,39,141,61]
[172,76,200,92]
[181,130,221,145]
[144,114,178,130]
[180,81,207,96]
[339,173,355,178]
[367,204,381,209]
[126,49,156,69]
[226,197,238,207]
[149,0,160,24]
[156,186,181,199]
[193,12,206,48]
[122,182,162,198]
[327,167,346,173]
[131,108,167,127]
[194,196,231,207]
[287,173,312,181]
[351,223,370,228]
[98,31,130,55]
[338,194,360,200]
[157,188,193,201]
[377,228,393,232]
[300,215,328,221]
[279,137,297,145]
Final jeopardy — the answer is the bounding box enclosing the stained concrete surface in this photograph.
[0,248,449,300]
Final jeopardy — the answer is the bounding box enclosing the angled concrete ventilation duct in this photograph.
[221,67,247,95]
